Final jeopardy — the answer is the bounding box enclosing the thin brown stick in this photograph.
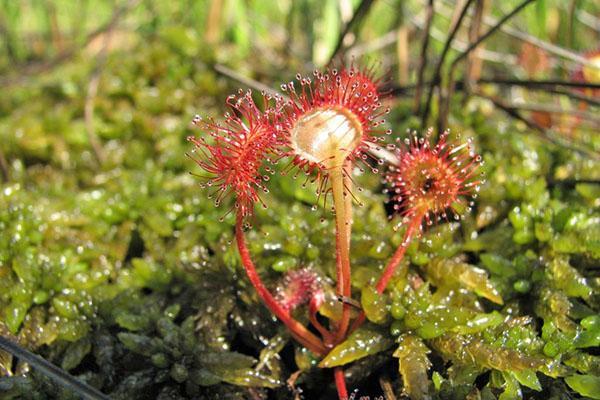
[409,10,518,65]
[0,148,9,182]
[393,79,600,93]
[474,90,600,160]
[396,25,409,85]
[213,64,283,98]
[204,0,224,44]
[436,0,598,70]
[0,335,110,400]
[577,9,600,32]
[453,0,537,68]
[438,0,536,132]
[390,79,600,108]
[478,78,600,90]
[449,0,468,29]
[421,0,475,127]
[545,88,600,108]
[507,103,600,124]
[379,375,397,400]
[465,0,488,85]
[328,0,376,66]
[413,0,434,113]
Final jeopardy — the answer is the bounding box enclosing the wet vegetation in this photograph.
[0,0,599,399]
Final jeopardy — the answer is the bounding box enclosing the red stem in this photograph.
[375,213,423,293]
[331,168,352,342]
[349,212,424,334]
[334,367,349,400]
[235,215,327,356]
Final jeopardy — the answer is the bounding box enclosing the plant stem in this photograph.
[334,367,349,400]
[235,215,327,356]
[330,166,352,342]
[349,212,424,333]
[413,0,434,114]
[375,213,423,293]
[421,0,475,128]
[328,0,376,66]
[438,0,536,132]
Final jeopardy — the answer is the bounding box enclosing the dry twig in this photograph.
[413,0,434,113]
[379,374,397,400]
[421,0,475,128]
[474,90,600,160]
[438,0,536,132]
[213,64,282,98]
[0,148,9,182]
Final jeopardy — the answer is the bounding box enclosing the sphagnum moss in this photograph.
[0,34,598,400]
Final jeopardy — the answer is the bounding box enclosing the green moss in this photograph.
[0,13,598,400]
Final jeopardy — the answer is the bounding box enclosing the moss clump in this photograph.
[1,23,599,400]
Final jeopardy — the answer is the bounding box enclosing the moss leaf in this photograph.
[393,335,431,400]
[318,328,393,368]
[565,374,600,399]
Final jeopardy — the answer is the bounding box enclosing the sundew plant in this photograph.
[188,67,485,399]
[0,1,599,400]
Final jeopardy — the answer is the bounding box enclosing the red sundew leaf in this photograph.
[385,129,484,223]
[187,90,284,219]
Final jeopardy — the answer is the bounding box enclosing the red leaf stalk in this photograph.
[334,367,349,400]
[235,214,326,356]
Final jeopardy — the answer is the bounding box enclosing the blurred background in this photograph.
[0,0,599,169]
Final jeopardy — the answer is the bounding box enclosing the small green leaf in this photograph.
[499,371,522,400]
[511,370,541,391]
[61,337,91,371]
[117,332,155,357]
[548,257,592,299]
[361,286,389,324]
[565,374,600,399]
[454,311,504,335]
[210,368,281,388]
[426,259,503,304]
[394,335,431,400]
[318,328,393,368]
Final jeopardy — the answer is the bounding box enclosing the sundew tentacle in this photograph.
[187,90,284,219]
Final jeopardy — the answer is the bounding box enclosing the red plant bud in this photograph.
[275,267,323,313]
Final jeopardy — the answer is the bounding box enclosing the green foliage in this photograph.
[0,0,599,399]
[318,328,393,368]
[394,335,431,400]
